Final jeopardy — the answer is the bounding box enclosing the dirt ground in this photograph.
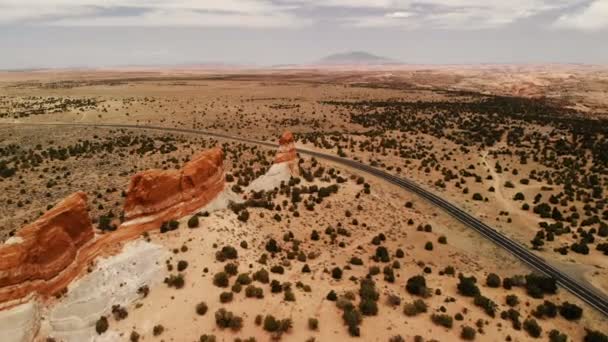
[0,66,607,341]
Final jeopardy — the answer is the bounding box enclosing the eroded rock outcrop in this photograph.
[248,131,299,192]
[0,147,228,308]
[274,131,297,166]
[0,192,94,306]
[122,147,226,231]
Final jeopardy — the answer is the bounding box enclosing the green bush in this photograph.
[196,302,208,315]
[213,272,229,288]
[486,273,501,288]
[331,267,343,280]
[523,318,542,338]
[406,275,427,297]
[461,326,476,340]
[506,294,519,307]
[95,316,109,335]
[559,302,583,321]
[584,329,608,342]
[187,215,199,228]
[220,291,233,303]
[457,275,480,297]
[253,268,269,283]
[214,308,243,331]
[431,314,453,328]
[308,318,319,330]
[549,330,568,342]
[403,299,427,316]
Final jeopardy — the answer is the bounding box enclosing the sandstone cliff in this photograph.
[274,131,297,166]
[0,147,227,306]
[0,192,94,306]
[122,147,225,231]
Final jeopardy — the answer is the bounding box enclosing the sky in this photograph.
[0,0,607,69]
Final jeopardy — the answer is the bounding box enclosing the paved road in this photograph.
[9,122,608,317]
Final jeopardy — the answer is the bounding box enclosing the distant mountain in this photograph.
[318,51,396,65]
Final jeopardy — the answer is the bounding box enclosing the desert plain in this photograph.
[0,65,607,342]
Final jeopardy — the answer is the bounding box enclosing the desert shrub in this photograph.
[199,334,216,342]
[486,273,501,288]
[224,263,238,275]
[245,285,264,298]
[177,260,188,272]
[214,308,243,331]
[431,314,453,328]
[216,245,238,261]
[375,246,390,262]
[308,318,319,330]
[220,291,234,303]
[549,330,568,342]
[523,318,542,338]
[253,268,269,283]
[584,329,608,342]
[506,294,519,307]
[196,302,208,315]
[474,295,497,317]
[263,315,292,334]
[236,273,252,285]
[270,265,284,274]
[457,275,480,297]
[130,331,140,342]
[111,305,128,320]
[350,256,364,265]
[265,238,281,253]
[403,299,427,316]
[472,193,483,201]
[213,272,229,288]
[153,325,164,336]
[559,302,583,320]
[95,316,109,335]
[387,294,401,307]
[406,275,428,297]
[438,236,447,244]
[395,248,405,258]
[326,290,338,301]
[187,215,199,228]
[532,300,557,318]
[331,267,343,280]
[525,273,557,298]
[461,326,476,340]
[284,290,296,302]
[165,274,185,289]
[424,242,434,251]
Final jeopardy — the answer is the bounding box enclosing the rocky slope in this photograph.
[0,131,295,341]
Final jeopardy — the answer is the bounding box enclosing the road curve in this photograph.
[8,121,608,317]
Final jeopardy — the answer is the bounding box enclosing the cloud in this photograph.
[554,0,608,31]
[0,0,301,27]
[0,0,598,30]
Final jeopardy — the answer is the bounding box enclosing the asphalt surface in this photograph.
[9,121,608,317]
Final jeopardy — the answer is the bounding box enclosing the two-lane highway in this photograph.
[10,121,608,317]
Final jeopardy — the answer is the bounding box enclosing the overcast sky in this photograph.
[0,0,607,69]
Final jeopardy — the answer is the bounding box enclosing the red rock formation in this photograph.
[122,147,225,231]
[274,131,298,174]
[0,192,94,305]
[0,147,227,306]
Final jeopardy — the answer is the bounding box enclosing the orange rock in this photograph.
[0,147,227,307]
[0,192,94,305]
[274,131,298,170]
[122,147,225,231]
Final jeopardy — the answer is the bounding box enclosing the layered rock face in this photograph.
[248,132,299,192]
[0,147,227,307]
[122,147,225,231]
[0,192,94,305]
[274,131,297,165]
